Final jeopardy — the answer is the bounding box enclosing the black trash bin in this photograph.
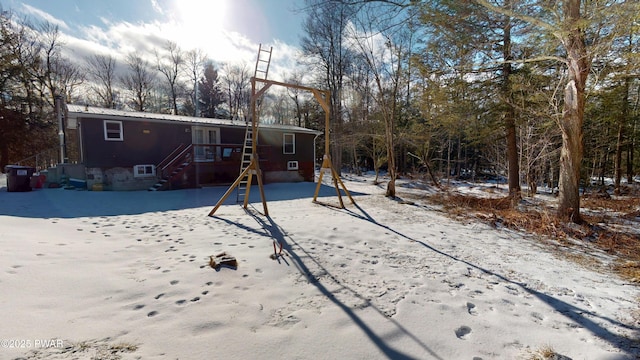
[5,165,36,192]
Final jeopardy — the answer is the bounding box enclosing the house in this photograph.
[60,105,322,191]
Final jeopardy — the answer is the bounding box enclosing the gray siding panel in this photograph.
[77,113,319,184]
[81,118,192,168]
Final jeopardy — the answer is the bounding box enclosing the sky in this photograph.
[2,0,307,79]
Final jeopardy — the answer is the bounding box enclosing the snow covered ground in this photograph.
[0,173,638,359]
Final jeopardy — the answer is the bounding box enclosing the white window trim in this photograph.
[287,161,299,170]
[283,133,295,154]
[133,164,156,178]
[192,126,221,162]
[104,120,123,141]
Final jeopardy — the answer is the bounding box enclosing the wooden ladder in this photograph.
[209,44,273,217]
[254,44,272,81]
[235,44,272,204]
[236,124,253,202]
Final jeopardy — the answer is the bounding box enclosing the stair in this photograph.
[149,144,193,191]
[148,161,192,191]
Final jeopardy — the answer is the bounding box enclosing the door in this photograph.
[193,126,220,161]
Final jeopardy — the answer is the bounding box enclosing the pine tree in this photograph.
[198,62,225,118]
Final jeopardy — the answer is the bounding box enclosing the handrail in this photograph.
[14,147,59,164]
[157,143,187,171]
[159,144,193,179]
[161,144,192,172]
[14,147,60,171]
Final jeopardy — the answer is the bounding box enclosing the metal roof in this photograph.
[66,104,322,135]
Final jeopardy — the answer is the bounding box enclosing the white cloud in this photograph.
[15,1,310,95]
[78,17,301,82]
[150,0,164,15]
[21,3,70,31]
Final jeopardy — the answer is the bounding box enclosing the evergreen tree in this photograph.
[198,62,225,118]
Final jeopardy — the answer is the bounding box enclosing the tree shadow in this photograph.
[0,182,364,219]
[242,206,443,360]
[339,201,640,356]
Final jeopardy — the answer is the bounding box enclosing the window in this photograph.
[287,161,299,170]
[193,127,220,161]
[104,120,123,141]
[134,165,156,178]
[283,133,295,154]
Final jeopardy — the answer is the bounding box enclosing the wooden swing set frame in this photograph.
[208,77,355,217]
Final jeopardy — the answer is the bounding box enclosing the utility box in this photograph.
[5,165,36,192]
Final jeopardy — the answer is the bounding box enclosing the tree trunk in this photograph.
[455,136,462,177]
[628,135,635,184]
[331,92,344,176]
[386,178,396,198]
[506,116,520,202]
[628,83,637,184]
[557,96,583,223]
[385,112,397,198]
[353,142,361,175]
[614,77,630,195]
[599,147,608,187]
[446,137,451,184]
[556,0,589,223]
[503,4,521,204]
[614,121,624,195]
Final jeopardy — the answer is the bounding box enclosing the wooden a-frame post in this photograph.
[208,78,354,217]
[208,77,270,217]
[310,88,355,208]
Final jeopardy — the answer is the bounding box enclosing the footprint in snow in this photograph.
[455,326,472,340]
[466,302,478,316]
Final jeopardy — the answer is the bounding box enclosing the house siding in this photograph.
[71,108,319,189]
[80,118,191,168]
[258,130,316,182]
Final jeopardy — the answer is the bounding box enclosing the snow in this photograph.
[0,173,638,359]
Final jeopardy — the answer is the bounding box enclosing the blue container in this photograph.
[68,178,87,189]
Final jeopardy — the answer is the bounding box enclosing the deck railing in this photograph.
[157,144,194,179]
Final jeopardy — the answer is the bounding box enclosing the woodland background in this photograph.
[1,0,639,221]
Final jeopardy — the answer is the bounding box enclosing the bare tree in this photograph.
[4,15,42,116]
[348,8,411,197]
[53,58,85,102]
[264,91,294,125]
[121,53,155,112]
[36,21,84,106]
[85,54,117,108]
[184,48,207,116]
[155,40,184,114]
[301,0,355,174]
[221,62,251,120]
[285,71,311,127]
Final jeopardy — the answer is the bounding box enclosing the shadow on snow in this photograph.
[241,207,438,360]
[214,198,639,359]
[0,182,365,219]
